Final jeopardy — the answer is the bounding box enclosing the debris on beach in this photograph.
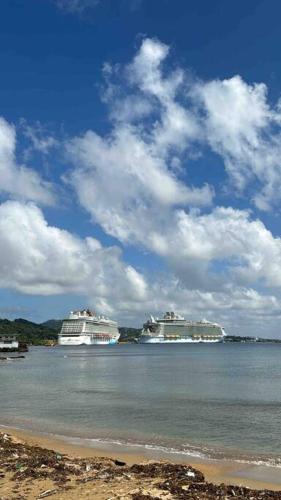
[37,489,58,498]
[0,432,280,499]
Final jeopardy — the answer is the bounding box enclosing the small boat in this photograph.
[0,355,25,361]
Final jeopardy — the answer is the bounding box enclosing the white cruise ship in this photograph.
[138,312,226,344]
[58,309,120,346]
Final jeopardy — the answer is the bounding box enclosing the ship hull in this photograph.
[138,336,223,344]
[139,315,225,344]
[58,335,119,346]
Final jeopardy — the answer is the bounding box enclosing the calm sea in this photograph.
[1,343,281,466]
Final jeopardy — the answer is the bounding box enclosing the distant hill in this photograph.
[119,327,141,342]
[41,319,63,331]
[0,318,58,345]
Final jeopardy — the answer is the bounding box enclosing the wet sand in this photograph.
[1,425,281,497]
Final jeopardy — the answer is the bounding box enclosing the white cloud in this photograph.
[0,117,55,205]
[0,202,280,336]
[67,125,212,244]
[128,38,201,152]
[21,119,58,156]
[58,37,281,337]
[194,75,281,210]
[102,40,281,211]
[66,38,213,247]
[66,38,281,293]
[163,207,281,289]
[2,37,281,336]
[53,0,143,15]
[53,0,99,14]
[0,200,147,315]
[105,280,281,336]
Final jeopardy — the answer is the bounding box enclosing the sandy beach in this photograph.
[0,426,281,499]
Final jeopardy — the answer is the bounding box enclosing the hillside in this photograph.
[41,319,63,331]
[119,327,141,342]
[0,318,58,345]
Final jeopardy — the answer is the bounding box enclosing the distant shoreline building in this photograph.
[0,335,19,352]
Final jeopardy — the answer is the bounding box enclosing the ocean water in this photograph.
[1,343,281,466]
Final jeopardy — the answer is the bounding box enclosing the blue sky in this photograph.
[1,0,281,336]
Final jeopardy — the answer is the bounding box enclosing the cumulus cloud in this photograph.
[55,37,281,337]
[95,39,281,212]
[194,75,281,210]
[0,117,55,205]
[0,200,280,336]
[164,207,281,289]
[145,284,281,324]
[1,198,279,334]
[53,0,143,15]
[105,281,281,336]
[0,200,147,314]
[67,126,213,245]
[66,38,213,246]
[2,37,281,336]
[66,38,281,292]
[128,38,201,152]
[20,119,58,156]
[53,0,99,14]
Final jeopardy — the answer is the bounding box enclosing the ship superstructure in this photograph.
[58,309,120,346]
[139,312,226,344]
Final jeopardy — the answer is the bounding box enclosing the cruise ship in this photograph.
[58,309,120,346]
[138,312,226,343]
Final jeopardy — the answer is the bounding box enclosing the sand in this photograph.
[0,426,281,499]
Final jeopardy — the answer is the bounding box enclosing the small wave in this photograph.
[64,435,208,460]
[1,423,281,469]
[59,434,281,468]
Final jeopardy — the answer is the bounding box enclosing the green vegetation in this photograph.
[119,327,141,342]
[224,335,281,343]
[41,319,63,331]
[0,318,58,345]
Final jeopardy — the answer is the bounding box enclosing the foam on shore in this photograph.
[1,424,281,492]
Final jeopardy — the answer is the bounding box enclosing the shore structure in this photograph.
[0,335,28,353]
[0,429,281,499]
[0,334,18,352]
[139,312,226,343]
[58,309,120,346]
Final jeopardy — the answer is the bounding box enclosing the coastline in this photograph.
[1,425,281,493]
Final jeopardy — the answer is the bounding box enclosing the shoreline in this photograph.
[1,425,281,492]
